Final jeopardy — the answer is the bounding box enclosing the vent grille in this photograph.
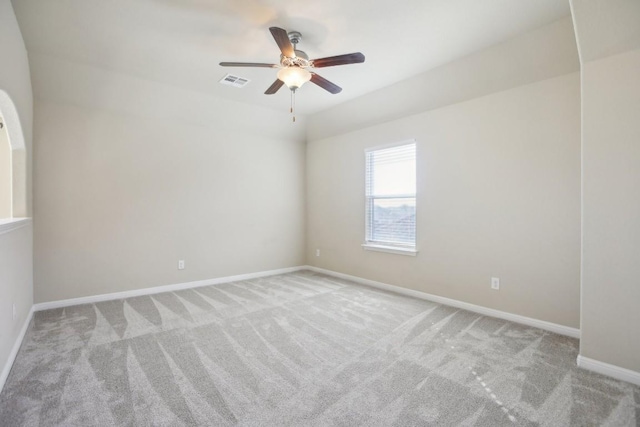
[219,74,250,88]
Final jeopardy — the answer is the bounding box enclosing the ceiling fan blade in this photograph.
[310,73,342,94]
[311,52,365,68]
[219,62,278,68]
[269,27,295,58]
[265,79,285,95]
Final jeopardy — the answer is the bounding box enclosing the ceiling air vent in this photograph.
[219,74,250,88]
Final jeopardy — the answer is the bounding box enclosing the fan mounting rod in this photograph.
[288,31,302,46]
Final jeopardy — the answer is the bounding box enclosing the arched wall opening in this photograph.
[0,90,27,219]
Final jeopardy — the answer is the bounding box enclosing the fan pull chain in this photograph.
[290,89,297,123]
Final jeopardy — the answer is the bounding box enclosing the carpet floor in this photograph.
[0,271,638,426]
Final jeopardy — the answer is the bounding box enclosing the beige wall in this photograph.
[580,48,640,373]
[0,118,10,218]
[571,0,640,374]
[0,224,33,370]
[0,0,34,389]
[32,57,306,303]
[307,73,581,328]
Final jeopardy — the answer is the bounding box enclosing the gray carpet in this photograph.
[1,271,638,426]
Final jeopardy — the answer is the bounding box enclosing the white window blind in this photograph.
[365,142,416,248]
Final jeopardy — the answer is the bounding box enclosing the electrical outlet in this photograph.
[491,277,500,290]
[178,260,185,270]
[316,249,320,257]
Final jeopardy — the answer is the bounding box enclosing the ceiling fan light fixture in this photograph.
[220,27,364,121]
[277,66,311,90]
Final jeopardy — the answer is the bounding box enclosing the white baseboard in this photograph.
[33,266,307,311]
[305,265,580,339]
[577,355,640,386]
[0,305,35,393]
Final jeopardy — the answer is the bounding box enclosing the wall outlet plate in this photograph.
[491,277,500,290]
[178,260,185,270]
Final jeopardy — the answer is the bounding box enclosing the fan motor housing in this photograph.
[281,50,310,67]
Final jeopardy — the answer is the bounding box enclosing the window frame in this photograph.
[363,140,418,256]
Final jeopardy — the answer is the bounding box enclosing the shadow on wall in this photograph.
[0,90,27,219]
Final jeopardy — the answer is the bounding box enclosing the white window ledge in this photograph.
[362,243,418,256]
[0,217,32,236]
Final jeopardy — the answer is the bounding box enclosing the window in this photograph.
[364,141,417,255]
[0,90,29,230]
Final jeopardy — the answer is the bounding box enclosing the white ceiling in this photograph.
[12,0,571,115]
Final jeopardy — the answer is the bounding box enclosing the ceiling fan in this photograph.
[220,27,365,120]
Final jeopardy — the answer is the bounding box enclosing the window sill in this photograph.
[0,217,32,236]
[362,243,418,256]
